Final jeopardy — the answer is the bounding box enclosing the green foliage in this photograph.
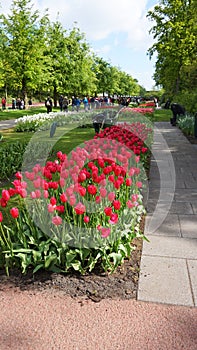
[0,0,143,100]
[0,192,145,275]
[172,89,197,114]
[0,0,49,102]
[0,141,28,179]
[0,211,144,275]
[92,56,140,96]
[147,0,197,103]
[177,114,195,136]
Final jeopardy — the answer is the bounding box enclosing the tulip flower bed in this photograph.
[120,107,154,117]
[14,111,94,132]
[0,122,152,276]
[139,101,155,107]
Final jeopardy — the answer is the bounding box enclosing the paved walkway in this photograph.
[138,122,197,307]
[0,119,16,130]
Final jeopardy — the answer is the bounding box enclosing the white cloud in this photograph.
[52,0,154,50]
[1,0,154,51]
[132,70,156,90]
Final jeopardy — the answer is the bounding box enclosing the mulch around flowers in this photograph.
[0,235,143,303]
[184,134,197,144]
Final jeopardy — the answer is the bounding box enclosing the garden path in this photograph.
[138,122,197,307]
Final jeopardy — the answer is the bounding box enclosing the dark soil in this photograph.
[184,134,197,144]
[0,238,143,302]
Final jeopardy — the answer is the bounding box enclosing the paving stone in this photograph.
[148,180,179,189]
[187,260,197,307]
[179,215,197,239]
[191,202,197,214]
[142,235,197,259]
[145,214,181,236]
[147,188,175,201]
[146,200,194,215]
[138,255,194,306]
[174,189,197,202]
[184,180,197,189]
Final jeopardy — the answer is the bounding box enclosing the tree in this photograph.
[91,56,112,96]
[92,56,140,97]
[63,26,96,97]
[43,20,71,106]
[0,0,49,103]
[147,0,197,97]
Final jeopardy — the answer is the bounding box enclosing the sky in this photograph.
[0,0,158,90]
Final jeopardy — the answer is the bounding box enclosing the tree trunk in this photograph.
[53,85,57,107]
[175,75,180,94]
[5,85,8,100]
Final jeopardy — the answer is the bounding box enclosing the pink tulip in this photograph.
[52,216,62,226]
[108,192,115,202]
[109,213,118,224]
[101,227,111,238]
[100,188,107,198]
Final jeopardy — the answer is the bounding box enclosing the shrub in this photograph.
[0,141,28,180]
[177,114,194,136]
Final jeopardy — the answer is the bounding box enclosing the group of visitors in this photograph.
[45,95,116,114]
[1,97,25,110]
[12,98,25,110]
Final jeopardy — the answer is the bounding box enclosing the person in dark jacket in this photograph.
[59,95,64,111]
[170,103,185,126]
[45,96,53,113]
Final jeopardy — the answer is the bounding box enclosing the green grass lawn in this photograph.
[0,107,48,121]
[0,105,88,121]
[153,108,171,122]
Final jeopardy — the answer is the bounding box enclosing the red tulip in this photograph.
[60,192,67,203]
[10,207,19,219]
[74,202,86,215]
[87,185,97,195]
[113,200,121,210]
[126,178,132,186]
[2,189,10,201]
[84,216,90,223]
[104,207,112,217]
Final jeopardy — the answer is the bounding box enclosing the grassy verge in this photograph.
[0,107,48,121]
[153,108,171,122]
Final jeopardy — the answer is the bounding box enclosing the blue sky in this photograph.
[1,0,158,90]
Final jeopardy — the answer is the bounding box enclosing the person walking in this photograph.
[62,96,69,112]
[1,97,6,110]
[83,96,89,112]
[75,97,81,112]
